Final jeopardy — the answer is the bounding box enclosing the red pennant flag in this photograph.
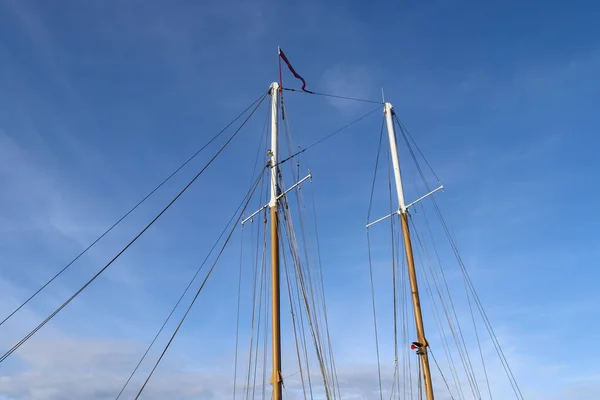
[278,48,313,94]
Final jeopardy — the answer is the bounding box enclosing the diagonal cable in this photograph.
[0,93,268,364]
[0,92,267,328]
[114,165,267,399]
[132,168,266,399]
[277,105,382,166]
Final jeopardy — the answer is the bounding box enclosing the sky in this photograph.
[0,0,599,399]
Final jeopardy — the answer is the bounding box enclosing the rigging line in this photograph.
[389,363,399,400]
[281,199,332,398]
[394,114,523,399]
[366,229,384,400]
[289,225,316,399]
[253,196,269,400]
[282,237,309,400]
[398,114,517,400]
[253,97,271,400]
[386,142,401,399]
[429,348,457,400]
[280,201,330,397]
[233,226,245,400]
[280,204,315,398]
[451,221,523,399]
[409,216,466,400]
[465,275,493,400]
[310,186,342,399]
[394,216,402,400]
[0,91,268,329]
[250,101,272,184]
[293,247,316,400]
[399,226,413,400]
[397,117,483,398]
[285,185,337,396]
[401,151,479,399]
[278,132,335,398]
[393,114,442,185]
[244,206,267,400]
[119,114,269,400]
[417,355,423,400]
[246,175,267,400]
[0,93,269,365]
[278,106,336,397]
[282,87,383,104]
[416,200,473,400]
[251,223,267,400]
[114,168,262,400]
[277,105,382,166]
[409,212,481,399]
[286,183,336,398]
[133,168,266,400]
[244,180,260,399]
[261,242,270,400]
[367,117,386,221]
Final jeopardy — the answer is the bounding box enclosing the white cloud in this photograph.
[319,64,380,115]
[0,335,234,400]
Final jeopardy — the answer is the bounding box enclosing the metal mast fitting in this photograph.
[365,105,443,228]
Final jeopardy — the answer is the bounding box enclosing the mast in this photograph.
[268,81,283,400]
[384,102,435,400]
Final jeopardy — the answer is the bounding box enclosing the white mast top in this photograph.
[269,82,280,208]
[384,102,407,214]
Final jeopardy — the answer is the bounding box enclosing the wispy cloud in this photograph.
[319,64,380,115]
[0,1,598,399]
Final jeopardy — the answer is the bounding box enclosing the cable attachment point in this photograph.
[411,341,425,355]
[241,173,312,225]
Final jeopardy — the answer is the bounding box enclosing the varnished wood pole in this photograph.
[384,102,434,400]
[268,82,282,400]
[400,212,435,400]
[270,206,282,399]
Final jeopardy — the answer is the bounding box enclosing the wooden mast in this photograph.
[384,102,435,400]
[268,82,283,400]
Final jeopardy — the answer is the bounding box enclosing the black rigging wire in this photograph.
[399,117,483,398]
[429,348,456,400]
[282,87,383,104]
[365,117,385,400]
[367,117,385,221]
[409,215,472,400]
[233,105,270,400]
[0,93,268,365]
[114,165,267,400]
[280,105,340,398]
[412,205,467,400]
[387,137,402,400]
[276,150,333,396]
[132,168,267,400]
[277,105,382,166]
[232,226,244,400]
[0,91,268,329]
[282,239,309,400]
[393,112,524,399]
[309,184,342,399]
[393,115,442,186]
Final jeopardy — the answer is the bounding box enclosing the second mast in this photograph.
[384,102,435,400]
[268,82,283,400]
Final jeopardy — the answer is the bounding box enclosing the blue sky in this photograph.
[1,0,599,399]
